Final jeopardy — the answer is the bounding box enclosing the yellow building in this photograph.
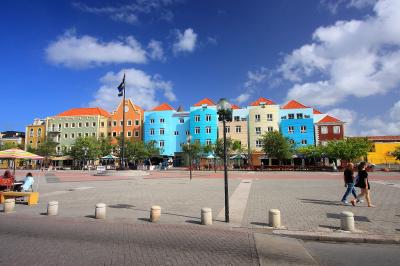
[366,136,400,165]
[25,119,46,150]
[218,104,249,150]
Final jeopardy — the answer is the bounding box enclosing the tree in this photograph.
[0,141,18,151]
[182,142,202,167]
[260,131,293,165]
[214,138,233,159]
[98,137,114,157]
[324,138,371,162]
[125,140,148,164]
[36,139,58,158]
[391,146,400,160]
[69,137,101,161]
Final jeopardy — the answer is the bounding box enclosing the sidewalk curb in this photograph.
[272,230,400,244]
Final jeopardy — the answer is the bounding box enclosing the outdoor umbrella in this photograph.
[0,148,44,175]
[101,155,119,159]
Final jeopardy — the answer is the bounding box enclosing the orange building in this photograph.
[110,99,144,143]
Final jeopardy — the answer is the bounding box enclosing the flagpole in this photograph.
[121,74,126,170]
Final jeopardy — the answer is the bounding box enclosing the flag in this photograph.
[117,74,125,97]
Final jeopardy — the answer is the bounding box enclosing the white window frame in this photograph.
[135,131,139,137]
[288,114,294,119]
[225,126,230,133]
[301,139,307,145]
[300,125,307,133]
[333,126,341,134]
[255,127,261,135]
[127,131,132,137]
[195,127,200,134]
[127,120,132,126]
[179,118,184,124]
[206,126,211,134]
[321,126,328,134]
[206,139,212,146]
[255,114,261,122]
[135,120,140,126]
[160,128,165,135]
[256,140,262,148]
[174,131,179,136]
[206,114,211,122]
[268,126,273,132]
[150,129,155,136]
[235,126,241,133]
[150,119,155,124]
[267,114,273,121]
[288,126,294,134]
[160,118,165,123]
[195,115,200,122]
[159,140,165,148]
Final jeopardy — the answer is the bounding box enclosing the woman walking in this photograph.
[341,163,357,205]
[351,162,375,207]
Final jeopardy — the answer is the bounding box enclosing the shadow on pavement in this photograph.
[318,224,339,230]
[327,212,371,222]
[251,222,269,227]
[137,217,150,222]
[109,204,136,209]
[185,220,201,225]
[85,215,96,219]
[299,198,343,206]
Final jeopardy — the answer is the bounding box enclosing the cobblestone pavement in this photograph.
[0,215,258,266]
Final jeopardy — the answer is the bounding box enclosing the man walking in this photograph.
[341,163,358,205]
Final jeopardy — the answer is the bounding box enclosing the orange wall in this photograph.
[110,100,144,143]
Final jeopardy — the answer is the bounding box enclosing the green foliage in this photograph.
[296,145,324,158]
[69,137,101,160]
[36,139,58,158]
[392,146,400,160]
[260,131,293,162]
[202,144,215,156]
[182,142,202,159]
[124,140,160,163]
[214,138,234,159]
[0,141,18,151]
[98,137,114,157]
[324,137,371,162]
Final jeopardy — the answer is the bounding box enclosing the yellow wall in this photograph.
[218,120,248,149]
[367,142,400,165]
[248,105,280,151]
[25,124,46,150]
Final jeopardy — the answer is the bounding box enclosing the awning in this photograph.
[230,154,248,160]
[49,155,73,161]
[101,155,119,160]
[0,148,44,160]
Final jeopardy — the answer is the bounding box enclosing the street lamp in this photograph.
[82,147,89,170]
[217,98,233,223]
[186,134,192,181]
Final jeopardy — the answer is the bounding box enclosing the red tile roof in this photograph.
[281,100,309,109]
[313,109,323,114]
[231,104,241,110]
[250,97,275,106]
[317,115,343,123]
[151,103,175,111]
[193,98,216,106]
[57,107,110,117]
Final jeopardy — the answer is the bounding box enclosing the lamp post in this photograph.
[217,98,233,223]
[82,147,89,170]
[186,135,192,181]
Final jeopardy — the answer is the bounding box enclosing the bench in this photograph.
[0,191,39,205]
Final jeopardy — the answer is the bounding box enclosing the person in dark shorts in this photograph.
[341,163,357,205]
[351,162,375,207]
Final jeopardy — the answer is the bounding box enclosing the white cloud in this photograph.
[147,39,165,61]
[321,0,377,14]
[358,117,400,136]
[46,31,147,68]
[326,108,358,135]
[89,68,176,111]
[390,100,400,121]
[173,28,198,54]
[235,93,251,104]
[281,0,400,107]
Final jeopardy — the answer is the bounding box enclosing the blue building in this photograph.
[279,100,315,147]
[189,98,218,146]
[144,103,189,157]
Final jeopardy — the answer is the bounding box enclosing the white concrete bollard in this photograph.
[3,198,15,213]
[201,208,212,225]
[47,201,58,216]
[95,203,106,219]
[150,205,161,222]
[269,209,281,228]
[340,211,355,231]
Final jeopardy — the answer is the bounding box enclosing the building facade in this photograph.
[0,131,25,147]
[314,115,344,146]
[366,136,400,165]
[218,104,249,150]
[46,107,111,154]
[110,99,143,143]
[189,98,218,146]
[248,97,280,152]
[25,118,46,150]
[280,100,315,147]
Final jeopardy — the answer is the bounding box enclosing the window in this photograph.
[288,126,294,134]
[92,133,96,137]
[135,131,139,137]
[127,131,132,137]
[321,126,328,134]
[300,125,307,133]
[321,141,328,146]
[127,120,132,126]
[236,126,241,133]
[64,134,68,139]
[160,118,165,123]
[225,126,230,133]
[268,126,273,132]
[150,119,155,124]
[78,122,82,128]
[112,132,117,137]
[71,123,75,128]
[120,121,123,126]
[267,114,273,121]
[108,122,111,127]
[195,127,200,134]
[135,120,140,126]
[289,139,295,144]
[108,132,111,137]
[301,139,307,145]
[174,131,179,136]
[195,139,200,144]
[84,133,89,137]
[92,122,96,127]
[255,127,261,135]
[86,122,89,127]
[206,114,211,121]
[65,123,69,128]
[113,121,117,126]
[30,129,34,137]
[186,130,190,136]
[206,127,211,134]
[206,139,212,145]
[58,124,62,130]
[255,114,261,122]
[256,140,262,148]
[78,133,82,137]
[195,115,200,122]
[29,140,33,144]
[296,113,303,119]
[159,140,165,147]
[160,128,165,135]
[38,128,42,136]
[179,118,184,124]
[304,115,311,118]
[288,114,294,119]
[333,126,341,134]
[234,116,240,122]
[71,133,75,139]
[150,129,155,135]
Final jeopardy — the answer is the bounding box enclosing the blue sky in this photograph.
[1,0,399,136]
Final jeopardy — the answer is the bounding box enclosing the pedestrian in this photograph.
[351,162,375,207]
[341,163,357,205]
